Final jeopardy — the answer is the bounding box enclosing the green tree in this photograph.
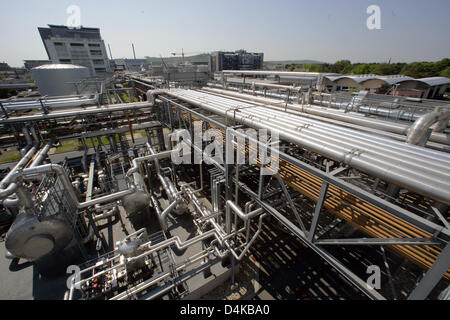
[331,60,352,73]
[433,58,450,74]
[351,63,372,74]
[303,63,319,72]
[318,63,333,73]
[440,66,450,78]
[370,63,402,75]
[400,62,436,78]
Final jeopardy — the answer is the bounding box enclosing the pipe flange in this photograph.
[343,148,363,165]
[295,124,310,132]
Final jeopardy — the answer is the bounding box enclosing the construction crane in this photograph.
[159,54,169,72]
[170,49,203,64]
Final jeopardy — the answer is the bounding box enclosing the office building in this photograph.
[38,25,111,76]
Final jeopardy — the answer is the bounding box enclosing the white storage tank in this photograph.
[31,64,90,97]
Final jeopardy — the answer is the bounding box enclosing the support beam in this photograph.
[308,181,329,241]
[275,172,306,232]
[408,244,450,300]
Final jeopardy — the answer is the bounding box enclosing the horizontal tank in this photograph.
[5,212,74,261]
[31,64,90,97]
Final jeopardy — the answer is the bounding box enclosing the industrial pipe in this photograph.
[0,164,136,209]
[154,89,450,205]
[407,110,450,146]
[0,101,153,124]
[202,87,450,146]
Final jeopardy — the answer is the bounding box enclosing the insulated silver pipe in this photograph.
[1,96,98,111]
[194,89,450,167]
[30,142,52,168]
[156,89,450,205]
[126,150,173,177]
[202,87,450,146]
[312,97,450,129]
[20,127,32,156]
[212,84,450,131]
[180,90,450,170]
[0,101,153,124]
[188,89,450,178]
[225,200,263,234]
[222,70,326,77]
[1,146,38,189]
[159,199,180,231]
[2,141,53,208]
[144,143,178,202]
[0,164,135,209]
[205,85,449,151]
[93,205,119,221]
[407,111,450,146]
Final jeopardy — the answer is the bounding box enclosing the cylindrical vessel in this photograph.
[31,64,90,97]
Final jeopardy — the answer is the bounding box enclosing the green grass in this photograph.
[0,149,21,163]
[53,132,145,155]
[84,136,112,148]
[119,94,139,103]
[55,139,81,154]
[136,129,147,137]
[55,137,113,154]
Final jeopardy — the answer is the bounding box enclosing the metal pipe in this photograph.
[126,150,173,178]
[179,89,449,170]
[1,96,98,111]
[29,126,39,143]
[222,70,328,77]
[155,89,450,204]
[195,91,449,172]
[159,199,180,231]
[146,89,167,105]
[0,101,153,124]
[226,200,264,232]
[93,205,118,221]
[311,96,450,130]
[30,142,52,167]
[2,141,52,208]
[224,213,267,261]
[407,110,450,146]
[0,142,40,208]
[20,127,32,156]
[0,144,39,189]
[0,164,135,209]
[202,87,450,145]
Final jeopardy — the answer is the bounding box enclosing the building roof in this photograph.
[324,75,450,88]
[415,77,450,86]
[324,75,414,86]
[32,64,87,70]
[47,24,100,31]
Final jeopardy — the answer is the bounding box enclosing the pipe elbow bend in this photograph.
[146,89,166,105]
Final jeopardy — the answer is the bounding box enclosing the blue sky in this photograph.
[1,0,449,67]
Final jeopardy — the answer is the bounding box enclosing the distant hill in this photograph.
[266,59,327,65]
[145,54,210,65]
